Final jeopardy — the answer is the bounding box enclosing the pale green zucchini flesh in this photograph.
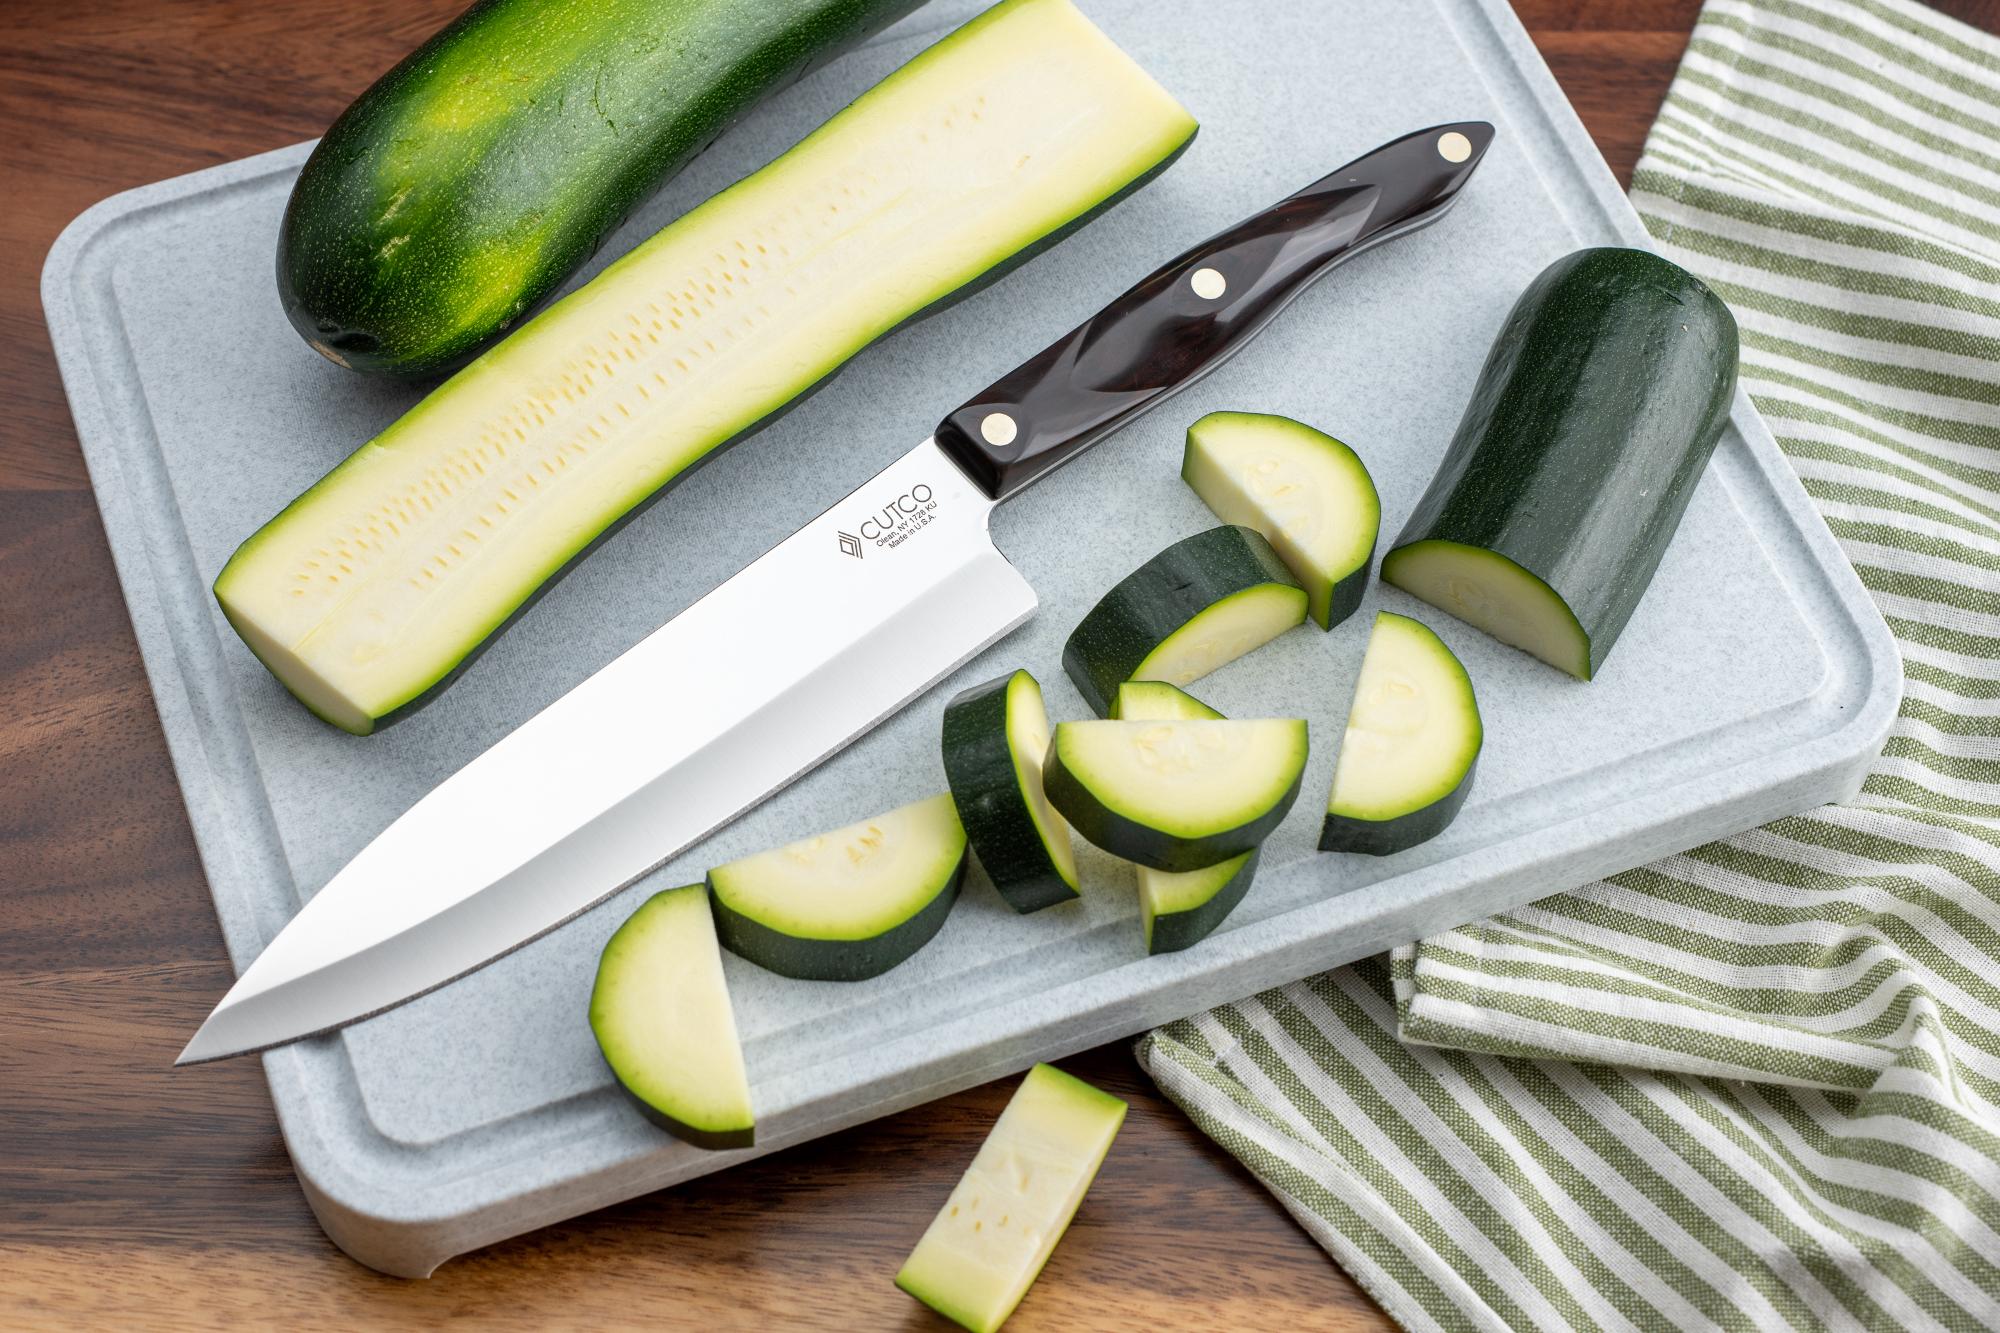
[1182,411,1380,630]
[589,882,755,1150]
[217,0,1197,733]
[897,1063,1126,1333]
[707,793,967,981]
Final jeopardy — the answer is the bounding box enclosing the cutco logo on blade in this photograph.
[846,482,939,554]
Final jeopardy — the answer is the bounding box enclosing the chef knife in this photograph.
[180,122,1494,1063]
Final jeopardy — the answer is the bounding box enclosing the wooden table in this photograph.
[6,1,1994,1326]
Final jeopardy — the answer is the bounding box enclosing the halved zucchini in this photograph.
[1321,612,1481,855]
[897,1063,1126,1333]
[1110,682,1258,953]
[1043,718,1308,871]
[1182,411,1379,630]
[1108,680,1219,722]
[708,793,966,981]
[217,0,1199,733]
[589,882,754,1150]
[941,670,1080,914]
[1062,526,1306,717]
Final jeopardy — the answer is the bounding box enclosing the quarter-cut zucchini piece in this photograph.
[1043,718,1307,871]
[218,0,1199,734]
[1182,412,1379,630]
[1062,526,1306,718]
[897,1063,1126,1333]
[1381,247,1738,679]
[1108,680,1220,721]
[942,670,1080,914]
[708,793,966,981]
[280,0,925,378]
[1322,612,1481,855]
[1110,682,1257,952]
[589,883,754,1150]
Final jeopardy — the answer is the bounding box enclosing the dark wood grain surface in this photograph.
[5,2,1995,1328]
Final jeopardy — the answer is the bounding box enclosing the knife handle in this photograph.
[935,122,1494,502]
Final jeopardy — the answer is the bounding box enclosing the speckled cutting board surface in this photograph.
[42,0,1897,1276]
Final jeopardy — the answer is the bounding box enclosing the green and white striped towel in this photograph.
[1137,0,2000,1327]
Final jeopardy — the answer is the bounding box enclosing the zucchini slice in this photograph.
[941,670,1080,914]
[1062,526,1307,718]
[1381,247,1738,679]
[1043,718,1308,871]
[1108,680,1220,722]
[1182,411,1379,630]
[1111,682,1257,953]
[1321,612,1481,855]
[708,793,966,981]
[589,883,754,1150]
[897,1063,1126,1333]
[218,0,1199,734]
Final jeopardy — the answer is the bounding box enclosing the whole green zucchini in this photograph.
[280,0,925,378]
[1382,247,1738,680]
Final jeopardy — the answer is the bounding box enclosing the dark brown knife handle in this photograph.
[936,121,1495,501]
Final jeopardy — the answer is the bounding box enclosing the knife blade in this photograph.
[180,121,1494,1063]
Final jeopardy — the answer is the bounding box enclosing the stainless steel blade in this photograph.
[179,440,1032,1063]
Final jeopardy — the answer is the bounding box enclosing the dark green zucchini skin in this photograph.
[1387,247,1738,677]
[621,1093,756,1152]
[1319,759,1478,856]
[1043,748,1302,873]
[941,673,1078,915]
[1148,850,1260,955]
[279,0,924,379]
[1062,526,1302,717]
[708,854,965,982]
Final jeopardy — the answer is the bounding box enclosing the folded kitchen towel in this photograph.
[1137,0,2000,1328]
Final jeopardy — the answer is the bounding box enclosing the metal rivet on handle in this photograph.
[1437,131,1472,163]
[1189,267,1227,299]
[980,412,1018,447]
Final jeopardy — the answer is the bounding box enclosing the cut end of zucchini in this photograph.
[1322,612,1481,856]
[1183,411,1379,630]
[1045,718,1307,871]
[709,793,966,981]
[942,670,1081,914]
[1381,540,1591,679]
[589,883,754,1151]
[1109,680,1220,721]
[896,1063,1126,1333]
[1133,583,1307,689]
[1140,850,1258,954]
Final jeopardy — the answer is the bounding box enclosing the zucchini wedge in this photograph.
[1321,612,1481,855]
[1182,411,1379,630]
[1381,247,1738,679]
[1043,718,1308,871]
[219,0,1199,734]
[280,0,925,378]
[897,1063,1126,1333]
[589,883,754,1150]
[1108,680,1219,722]
[941,670,1081,914]
[1111,681,1258,953]
[1062,526,1307,718]
[708,793,966,981]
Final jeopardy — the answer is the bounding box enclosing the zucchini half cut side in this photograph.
[1182,411,1380,630]
[1321,612,1482,855]
[217,0,1200,734]
[589,883,755,1150]
[1044,718,1308,871]
[941,669,1081,914]
[1112,682,1259,954]
[708,793,967,981]
[1378,542,1588,679]
[1063,526,1307,717]
[897,1063,1127,1333]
